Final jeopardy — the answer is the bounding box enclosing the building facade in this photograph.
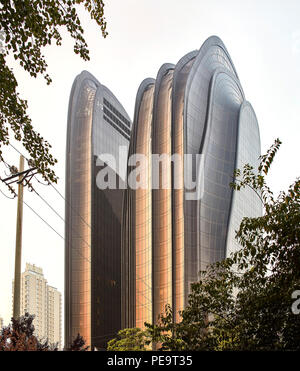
[122,36,262,328]
[14,263,62,348]
[47,286,62,348]
[65,71,132,349]
[65,36,261,346]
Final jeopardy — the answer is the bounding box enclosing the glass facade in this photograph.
[134,84,154,329]
[65,73,95,348]
[197,71,244,273]
[66,36,262,340]
[226,101,262,258]
[121,79,155,330]
[65,71,131,349]
[152,65,174,325]
[122,36,262,328]
[172,52,197,322]
[183,37,244,301]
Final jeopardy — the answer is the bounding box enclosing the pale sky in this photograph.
[0,0,299,343]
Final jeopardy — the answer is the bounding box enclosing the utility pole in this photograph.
[13,155,24,319]
[1,154,37,318]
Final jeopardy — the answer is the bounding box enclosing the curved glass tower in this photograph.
[65,71,131,349]
[66,36,262,344]
[122,36,262,328]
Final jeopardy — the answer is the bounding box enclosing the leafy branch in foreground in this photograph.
[0,0,107,190]
[107,328,151,351]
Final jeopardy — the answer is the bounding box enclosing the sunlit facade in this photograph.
[122,36,262,328]
[66,36,261,344]
[14,263,62,348]
[65,71,131,349]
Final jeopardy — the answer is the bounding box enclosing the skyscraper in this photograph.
[13,263,62,348]
[20,264,48,340]
[122,36,262,328]
[65,71,132,349]
[65,36,261,347]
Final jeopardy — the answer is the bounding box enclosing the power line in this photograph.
[0,182,91,264]
[23,199,65,242]
[3,144,92,263]
[8,142,92,230]
[0,187,16,200]
[31,187,94,265]
[28,189,153,307]
[21,198,151,337]
[33,189,64,223]
[50,182,92,230]
[4,144,153,313]
[31,176,153,306]
[22,198,91,264]
[6,143,91,263]
[7,143,24,158]
[0,194,153,333]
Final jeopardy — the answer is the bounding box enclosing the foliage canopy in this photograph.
[145,139,300,351]
[107,328,151,351]
[0,313,89,351]
[0,0,107,192]
[0,313,58,350]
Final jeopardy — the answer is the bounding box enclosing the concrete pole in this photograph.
[13,155,24,319]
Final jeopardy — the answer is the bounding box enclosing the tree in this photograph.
[0,313,90,351]
[0,0,107,193]
[65,333,89,351]
[0,313,57,350]
[144,138,300,350]
[107,328,151,351]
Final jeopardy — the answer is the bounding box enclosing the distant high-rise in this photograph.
[47,286,62,348]
[122,36,262,328]
[65,71,132,350]
[13,263,62,348]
